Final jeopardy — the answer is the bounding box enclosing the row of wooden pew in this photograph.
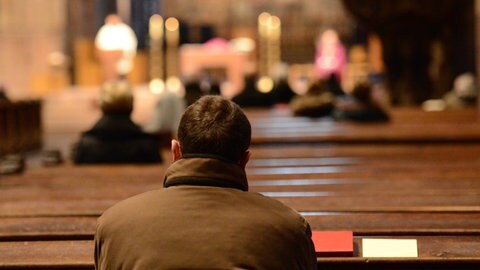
[2,143,480,269]
[1,107,480,269]
[0,100,42,156]
[248,107,480,144]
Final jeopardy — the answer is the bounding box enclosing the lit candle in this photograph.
[149,14,164,40]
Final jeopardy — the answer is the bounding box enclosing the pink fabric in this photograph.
[204,38,230,50]
[314,42,347,81]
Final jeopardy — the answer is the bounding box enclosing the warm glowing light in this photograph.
[257,76,274,93]
[230,37,256,52]
[269,16,281,39]
[48,51,68,67]
[422,99,446,112]
[258,12,271,26]
[270,16,281,27]
[149,15,163,40]
[149,79,165,94]
[166,76,182,93]
[165,17,179,32]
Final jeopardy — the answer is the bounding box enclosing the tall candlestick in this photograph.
[149,15,164,80]
[268,15,281,75]
[149,14,164,94]
[258,12,270,77]
[165,17,179,81]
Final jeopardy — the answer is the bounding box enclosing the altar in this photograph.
[179,43,249,98]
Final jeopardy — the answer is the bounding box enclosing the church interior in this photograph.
[1,0,480,268]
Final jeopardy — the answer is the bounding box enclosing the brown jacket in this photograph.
[95,155,317,270]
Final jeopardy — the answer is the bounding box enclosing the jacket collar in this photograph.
[163,154,248,191]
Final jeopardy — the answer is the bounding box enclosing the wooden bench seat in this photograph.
[245,107,480,124]
[250,143,480,158]
[245,107,480,144]
[0,100,42,156]
[1,140,480,268]
[2,211,480,242]
[1,143,479,216]
[2,236,480,270]
[2,167,480,216]
[251,122,480,144]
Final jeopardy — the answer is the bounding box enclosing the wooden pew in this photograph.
[3,211,480,242]
[1,144,480,227]
[2,236,480,270]
[1,143,480,268]
[2,163,480,216]
[2,144,480,215]
[245,107,480,124]
[0,100,42,156]
[245,107,480,144]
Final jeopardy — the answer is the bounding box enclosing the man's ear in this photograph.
[238,150,250,169]
[171,139,182,161]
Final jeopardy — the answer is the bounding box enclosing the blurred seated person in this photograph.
[333,81,390,122]
[289,79,335,117]
[143,86,187,143]
[270,63,296,104]
[0,85,10,103]
[183,72,224,107]
[184,80,203,106]
[443,73,477,109]
[232,73,274,107]
[326,73,345,97]
[314,29,346,82]
[73,80,162,164]
[95,14,137,81]
[200,71,224,96]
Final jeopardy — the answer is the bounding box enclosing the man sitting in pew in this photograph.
[73,80,162,164]
[94,96,316,269]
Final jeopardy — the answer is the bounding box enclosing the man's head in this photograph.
[173,95,251,166]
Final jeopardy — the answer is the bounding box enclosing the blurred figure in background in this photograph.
[270,63,296,104]
[443,73,477,109]
[0,85,10,103]
[314,29,347,82]
[290,79,335,117]
[333,81,390,122]
[144,85,187,148]
[232,73,274,108]
[73,80,162,164]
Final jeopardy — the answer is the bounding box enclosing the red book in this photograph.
[311,231,354,257]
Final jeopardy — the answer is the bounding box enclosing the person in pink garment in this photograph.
[314,29,347,82]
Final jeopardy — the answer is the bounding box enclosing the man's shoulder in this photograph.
[98,189,164,223]
[238,191,308,228]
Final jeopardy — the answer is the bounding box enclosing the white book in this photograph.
[362,238,418,258]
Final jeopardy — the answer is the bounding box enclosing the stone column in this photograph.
[0,0,67,98]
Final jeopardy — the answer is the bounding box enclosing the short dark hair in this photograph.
[177,95,251,162]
